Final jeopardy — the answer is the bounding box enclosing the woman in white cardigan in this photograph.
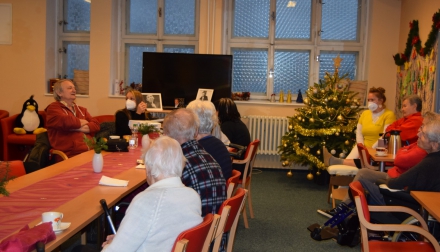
[101,136,203,252]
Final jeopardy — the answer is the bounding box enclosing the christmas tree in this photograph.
[278,55,362,177]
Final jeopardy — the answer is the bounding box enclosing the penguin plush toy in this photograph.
[14,95,46,135]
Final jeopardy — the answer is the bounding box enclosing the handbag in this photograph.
[106,139,129,152]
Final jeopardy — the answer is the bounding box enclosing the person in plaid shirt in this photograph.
[163,108,227,217]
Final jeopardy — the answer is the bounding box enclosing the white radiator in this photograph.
[247,115,289,155]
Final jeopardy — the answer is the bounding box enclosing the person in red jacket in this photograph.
[384,94,423,146]
[318,111,439,218]
[45,79,100,158]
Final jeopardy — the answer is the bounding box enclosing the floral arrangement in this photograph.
[393,9,440,66]
[83,135,108,154]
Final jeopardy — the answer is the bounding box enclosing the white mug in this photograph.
[42,212,63,230]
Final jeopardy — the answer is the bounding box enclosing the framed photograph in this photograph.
[174,97,185,108]
[196,88,214,101]
[142,93,163,111]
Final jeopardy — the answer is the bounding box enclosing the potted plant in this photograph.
[0,162,14,196]
[138,124,160,140]
[84,135,108,173]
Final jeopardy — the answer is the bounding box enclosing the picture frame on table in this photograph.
[196,88,214,101]
[142,93,163,111]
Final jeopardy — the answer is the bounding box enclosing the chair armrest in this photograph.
[50,150,68,160]
[368,205,428,230]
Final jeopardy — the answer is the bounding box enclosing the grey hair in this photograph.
[423,111,440,123]
[186,100,218,134]
[423,119,440,149]
[53,79,73,101]
[144,136,186,180]
[403,94,422,112]
[163,108,200,143]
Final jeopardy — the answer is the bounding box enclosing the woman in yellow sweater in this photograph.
[324,87,396,167]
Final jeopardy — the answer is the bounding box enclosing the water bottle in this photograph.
[129,124,138,149]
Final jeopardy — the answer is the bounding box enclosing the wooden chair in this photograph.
[172,213,216,252]
[212,188,247,252]
[0,110,9,160]
[349,181,440,252]
[1,111,46,161]
[226,170,241,199]
[232,139,260,228]
[357,143,379,170]
[326,164,358,207]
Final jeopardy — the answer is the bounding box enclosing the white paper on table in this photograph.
[99,176,129,187]
[135,164,146,169]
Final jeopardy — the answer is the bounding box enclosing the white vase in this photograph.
[92,153,103,173]
[141,134,151,149]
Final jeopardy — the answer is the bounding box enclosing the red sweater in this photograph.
[387,143,427,178]
[45,101,100,158]
[385,112,423,145]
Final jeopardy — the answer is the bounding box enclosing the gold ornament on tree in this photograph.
[307,173,313,180]
[287,170,293,177]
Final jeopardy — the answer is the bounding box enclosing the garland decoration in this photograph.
[393,9,440,66]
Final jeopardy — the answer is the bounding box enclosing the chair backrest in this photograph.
[233,140,260,186]
[226,170,241,199]
[93,115,115,123]
[1,161,26,179]
[349,181,372,251]
[348,80,368,106]
[0,110,8,120]
[172,213,214,252]
[356,143,377,170]
[212,188,247,252]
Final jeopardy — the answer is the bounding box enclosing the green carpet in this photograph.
[233,169,359,251]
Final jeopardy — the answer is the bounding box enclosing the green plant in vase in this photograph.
[83,135,108,153]
[138,124,160,139]
[84,135,108,173]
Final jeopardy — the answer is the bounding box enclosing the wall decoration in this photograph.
[395,41,437,117]
[393,9,440,66]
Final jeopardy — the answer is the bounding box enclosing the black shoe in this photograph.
[317,202,351,218]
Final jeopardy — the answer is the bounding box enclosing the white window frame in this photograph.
[225,0,367,100]
[119,0,200,90]
[56,0,90,81]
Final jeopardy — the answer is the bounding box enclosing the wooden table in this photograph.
[367,147,395,172]
[410,191,440,222]
[0,149,147,251]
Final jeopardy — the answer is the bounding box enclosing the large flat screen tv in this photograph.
[142,52,232,108]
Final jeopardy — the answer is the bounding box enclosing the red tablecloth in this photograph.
[0,149,142,241]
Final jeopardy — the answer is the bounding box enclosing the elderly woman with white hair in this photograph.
[101,136,203,252]
[186,100,232,180]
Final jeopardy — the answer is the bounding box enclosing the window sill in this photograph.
[235,99,305,107]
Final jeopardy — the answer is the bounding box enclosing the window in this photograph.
[121,0,198,88]
[227,0,366,99]
[56,0,91,95]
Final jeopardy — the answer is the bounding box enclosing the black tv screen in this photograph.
[142,52,232,108]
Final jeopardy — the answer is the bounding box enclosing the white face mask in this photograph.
[368,101,378,112]
[126,99,136,110]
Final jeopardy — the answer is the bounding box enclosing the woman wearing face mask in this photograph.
[115,89,152,137]
[323,87,396,167]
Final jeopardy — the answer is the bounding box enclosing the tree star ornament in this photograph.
[333,54,343,69]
